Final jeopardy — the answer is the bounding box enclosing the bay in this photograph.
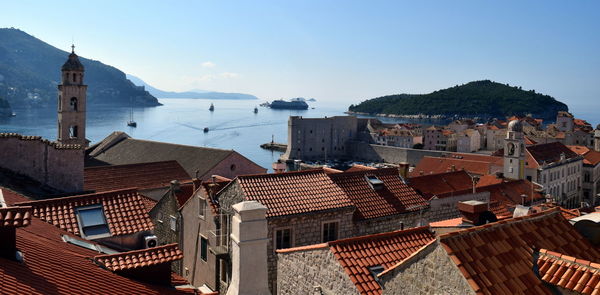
[1,98,597,171]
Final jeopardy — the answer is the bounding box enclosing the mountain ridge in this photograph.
[348,80,568,120]
[126,74,258,100]
[0,28,160,108]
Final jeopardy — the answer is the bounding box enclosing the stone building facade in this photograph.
[277,246,359,295]
[58,46,87,147]
[281,116,361,161]
[379,243,475,295]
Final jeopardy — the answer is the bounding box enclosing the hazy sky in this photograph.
[1,0,599,109]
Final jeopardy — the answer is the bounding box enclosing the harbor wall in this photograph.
[348,142,451,166]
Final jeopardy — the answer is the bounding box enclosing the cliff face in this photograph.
[349,80,568,120]
[0,28,160,108]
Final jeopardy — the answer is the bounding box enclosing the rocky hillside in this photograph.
[0,28,160,108]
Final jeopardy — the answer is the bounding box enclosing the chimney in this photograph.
[170,180,181,193]
[227,201,270,295]
[398,162,409,179]
[457,200,488,226]
[0,206,32,261]
[272,160,286,174]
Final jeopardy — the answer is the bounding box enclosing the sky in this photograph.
[1,0,599,111]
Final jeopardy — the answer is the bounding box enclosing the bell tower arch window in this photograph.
[69,125,78,138]
[72,73,77,83]
[70,97,78,111]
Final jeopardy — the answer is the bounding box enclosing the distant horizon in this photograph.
[1,1,599,108]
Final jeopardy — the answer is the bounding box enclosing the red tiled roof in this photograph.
[200,177,233,214]
[236,169,353,218]
[174,182,196,209]
[346,164,377,172]
[0,216,192,294]
[84,160,190,192]
[409,170,474,200]
[0,206,32,227]
[475,174,504,187]
[439,209,600,294]
[439,179,545,206]
[329,168,428,220]
[528,142,580,165]
[328,226,436,295]
[0,188,29,205]
[94,243,184,271]
[524,136,537,145]
[538,249,600,294]
[410,156,493,177]
[140,194,159,213]
[15,188,154,237]
[568,145,600,166]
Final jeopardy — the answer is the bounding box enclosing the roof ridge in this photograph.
[94,243,180,259]
[276,243,330,254]
[377,239,438,278]
[237,168,326,179]
[14,187,140,206]
[439,208,561,241]
[125,137,234,153]
[84,160,182,170]
[328,226,431,246]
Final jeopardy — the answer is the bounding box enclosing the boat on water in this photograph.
[254,106,258,113]
[203,127,209,133]
[269,99,308,110]
[10,112,16,117]
[209,103,214,111]
[127,100,137,127]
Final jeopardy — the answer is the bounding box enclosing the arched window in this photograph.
[69,125,78,138]
[72,73,76,83]
[70,97,78,111]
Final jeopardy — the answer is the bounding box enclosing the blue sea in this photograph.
[1,98,597,171]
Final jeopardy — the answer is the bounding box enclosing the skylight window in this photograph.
[365,175,384,190]
[75,205,111,238]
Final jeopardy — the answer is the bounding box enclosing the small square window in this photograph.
[200,236,208,261]
[322,221,339,242]
[275,228,292,250]
[198,196,206,219]
[170,215,177,231]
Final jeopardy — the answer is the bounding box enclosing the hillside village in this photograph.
[3,49,600,295]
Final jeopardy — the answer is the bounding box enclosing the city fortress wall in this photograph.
[0,133,84,192]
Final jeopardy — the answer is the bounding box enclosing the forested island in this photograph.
[0,28,160,108]
[348,80,568,120]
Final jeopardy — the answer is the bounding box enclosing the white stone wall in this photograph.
[277,247,359,295]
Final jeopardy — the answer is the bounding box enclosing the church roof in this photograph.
[62,51,84,71]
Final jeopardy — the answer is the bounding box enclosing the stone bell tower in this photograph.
[503,120,525,180]
[57,45,87,147]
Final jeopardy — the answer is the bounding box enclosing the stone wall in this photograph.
[353,211,425,236]
[0,133,83,192]
[282,116,359,161]
[149,188,182,273]
[266,209,355,293]
[277,246,359,295]
[348,142,452,166]
[379,242,475,295]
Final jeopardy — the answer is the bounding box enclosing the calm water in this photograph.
[1,98,597,170]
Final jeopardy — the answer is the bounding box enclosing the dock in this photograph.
[260,142,287,152]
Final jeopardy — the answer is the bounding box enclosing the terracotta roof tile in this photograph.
[94,243,184,271]
[409,170,474,199]
[346,164,377,172]
[0,206,32,227]
[85,160,191,192]
[236,169,353,218]
[528,142,580,165]
[568,145,600,166]
[439,209,600,294]
[15,188,154,237]
[328,226,436,295]
[538,249,600,294]
[329,168,428,219]
[410,156,495,177]
[0,215,193,294]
